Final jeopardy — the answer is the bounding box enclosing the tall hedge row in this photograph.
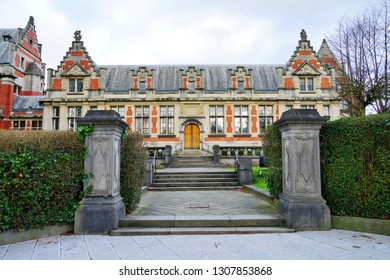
[263,114,390,219]
[320,114,390,219]
[0,130,148,232]
[120,132,147,213]
[0,131,85,232]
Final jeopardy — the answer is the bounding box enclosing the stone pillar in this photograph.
[144,159,154,187]
[238,157,253,185]
[74,110,128,234]
[164,145,172,167]
[212,145,221,164]
[274,109,330,230]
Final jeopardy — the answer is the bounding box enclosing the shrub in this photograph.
[0,131,85,232]
[321,114,390,219]
[263,125,282,197]
[120,132,148,213]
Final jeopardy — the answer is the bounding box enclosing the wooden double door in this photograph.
[184,123,200,149]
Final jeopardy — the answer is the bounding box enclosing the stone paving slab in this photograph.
[1,230,389,260]
[131,190,279,216]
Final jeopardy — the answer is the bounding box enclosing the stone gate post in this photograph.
[274,109,331,230]
[74,110,128,234]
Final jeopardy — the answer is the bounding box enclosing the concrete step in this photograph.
[154,177,237,183]
[118,215,286,228]
[148,186,242,191]
[111,215,294,236]
[151,182,240,188]
[111,227,295,236]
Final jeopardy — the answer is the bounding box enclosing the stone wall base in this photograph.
[74,195,125,235]
[279,195,331,231]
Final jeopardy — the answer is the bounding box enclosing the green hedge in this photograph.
[0,130,148,232]
[0,131,85,232]
[321,114,390,219]
[120,132,147,213]
[263,114,390,219]
[263,125,283,197]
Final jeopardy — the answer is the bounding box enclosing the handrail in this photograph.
[152,149,157,175]
[174,142,182,154]
[234,149,240,174]
[200,141,212,154]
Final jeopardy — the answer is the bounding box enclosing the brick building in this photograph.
[0,16,45,130]
[41,29,340,151]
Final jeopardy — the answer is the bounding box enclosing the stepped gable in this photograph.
[49,30,103,92]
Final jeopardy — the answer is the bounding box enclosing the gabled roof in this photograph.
[101,64,281,92]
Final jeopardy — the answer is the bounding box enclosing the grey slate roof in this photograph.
[0,28,19,64]
[25,61,44,77]
[12,95,43,111]
[101,64,282,92]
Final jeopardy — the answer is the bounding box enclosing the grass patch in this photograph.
[252,166,269,191]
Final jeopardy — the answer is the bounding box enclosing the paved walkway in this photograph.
[1,230,389,260]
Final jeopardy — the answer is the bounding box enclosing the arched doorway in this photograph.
[184,123,200,149]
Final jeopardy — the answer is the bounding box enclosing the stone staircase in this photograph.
[110,149,293,236]
[149,169,240,191]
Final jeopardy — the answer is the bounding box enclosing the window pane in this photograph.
[242,106,248,116]
[300,78,306,91]
[168,118,174,134]
[238,81,244,90]
[160,118,166,134]
[143,118,149,134]
[53,107,59,117]
[307,78,314,91]
[160,106,166,116]
[135,118,141,132]
[68,107,74,117]
[69,80,75,92]
[234,106,240,116]
[118,106,125,117]
[143,106,149,116]
[76,107,82,116]
[234,117,241,133]
[139,81,146,91]
[259,117,266,131]
[267,106,273,116]
[210,106,216,116]
[217,106,224,116]
[188,81,195,90]
[259,105,265,115]
[77,79,83,92]
[210,117,216,133]
[168,106,174,116]
[135,106,142,116]
[217,117,224,133]
[242,117,248,133]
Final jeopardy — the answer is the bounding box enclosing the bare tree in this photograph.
[328,0,390,115]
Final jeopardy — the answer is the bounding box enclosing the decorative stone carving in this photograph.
[74,30,82,42]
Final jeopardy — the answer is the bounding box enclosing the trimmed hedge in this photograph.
[0,130,148,232]
[321,114,390,219]
[0,131,85,232]
[263,114,390,219]
[263,125,283,198]
[120,132,147,213]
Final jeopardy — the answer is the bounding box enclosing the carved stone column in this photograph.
[274,109,331,230]
[74,110,128,234]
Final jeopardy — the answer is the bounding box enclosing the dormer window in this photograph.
[188,80,195,91]
[139,81,146,92]
[238,80,244,91]
[300,78,314,92]
[3,35,11,42]
[69,78,83,93]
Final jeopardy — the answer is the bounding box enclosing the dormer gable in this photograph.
[62,62,90,77]
[293,61,320,76]
[20,16,41,59]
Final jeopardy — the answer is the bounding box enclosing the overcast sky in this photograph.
[1,0,372,70]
